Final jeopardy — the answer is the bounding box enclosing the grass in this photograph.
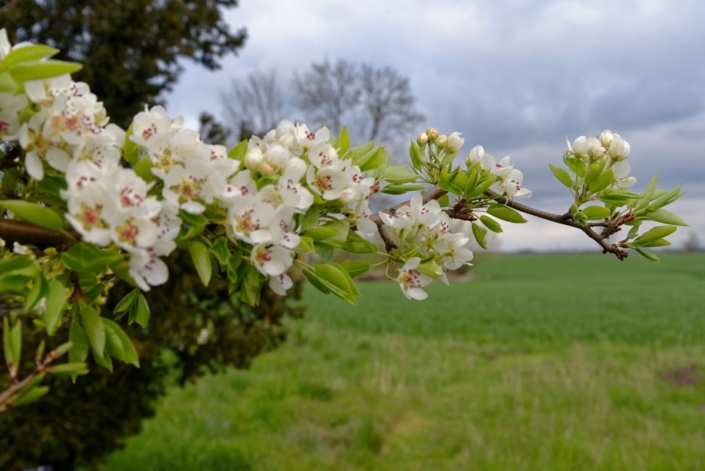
[102,253,705,470]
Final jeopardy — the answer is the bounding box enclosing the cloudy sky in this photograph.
[165,0,705,252]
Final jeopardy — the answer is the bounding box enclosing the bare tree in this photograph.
[291,59,360,135]
[221,69,286,141]
[358,65,425,142]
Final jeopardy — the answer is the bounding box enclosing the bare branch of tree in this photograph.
[359,65,425,142]
[221,69,286,140]
[291,59,360,135]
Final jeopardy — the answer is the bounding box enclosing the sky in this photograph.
[165,0,705,252]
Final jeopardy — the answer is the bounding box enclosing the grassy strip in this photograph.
[103,253,705,470]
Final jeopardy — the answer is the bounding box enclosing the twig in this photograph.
[0,219,76,249]
[0,0,19,14]
[484,189,626,259]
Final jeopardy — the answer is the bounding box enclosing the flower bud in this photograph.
[571,136,589,159]
[417,132,428,146]
[244,148,263,169]
[437,135,448,149]
[609,135,631,161]
[599,129,614,147]
[466,145,485,165]
[587,136,606,161]
[447,132,465,152]
[259,163,274,176]
[426,127,438,141]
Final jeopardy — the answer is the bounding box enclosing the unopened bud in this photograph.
[244,148,263,169]
[417,132,428,146]
[447,132,465,152]
[609,135,631,161]
[437,135,448,149]
[259,163,274,176]
[599,129,614,147]
[426,127,439,141]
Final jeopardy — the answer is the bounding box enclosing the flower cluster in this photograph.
[12,73,182,290]
[466,145,532,198]
[372,195,475,300]
[566,130,636,187]
[129,110,376,294]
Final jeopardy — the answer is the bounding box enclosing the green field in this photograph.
[102,253,705,471]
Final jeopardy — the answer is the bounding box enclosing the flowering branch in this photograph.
[484,189,626,259]
[0,219,75,249]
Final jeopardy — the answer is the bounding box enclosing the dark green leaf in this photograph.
[80,305,105,358]
[189,240,212,287]
[102,318,140,367]
[44,279,67,336]
[343,230,378,254]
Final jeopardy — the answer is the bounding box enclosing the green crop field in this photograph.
[102,253,705,471]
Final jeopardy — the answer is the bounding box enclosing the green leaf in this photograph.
[133,156,154,180]
[439,167,462,194]
[417,260,444,278]
[44,279,67,336]
[24,273,49,313]
[80,305,105,358]
[305,225,339,242]
[383,165,419,185]
[632,225,677,246]
[465,176,496,198]
[0,255,38,278]
[634,248,660,264]
[409,140,424,170]
[103,319,125,361]
[68,321,90,368]
[380,183,426,195]
[346,140,375,162]
[334,127,351,154]
[3,317,21,375]
[636,238,671,248]
[463,167,480,195]
[472,223,488,249]
[479,215,503,233]
[102,319,140,367]
[298,236,315,253]
[581,205,611,221]
[11,384,50,407]
[92,347,113,373]
[486,204,527,223]
[359,146,389,172]
[227,140,248,160]
[343,230,378,254]
[47,363,89,376]
[9,59,82,82]
[114,289,139,315]
[584,159,607,185]
[563,155,586,177]
[299,204,320,231]
[340,260,371,278]
[646,186,683,212]
[240,266,263,306]
[549,164,574,189]
[130,293,150,328]
[0,45,59,70]
[589,169,615,193]
[0,200,64,230]
[644,208,688,226]
[315,263,358,304]
[209,237,231,266]
[189,240,212,287]
[62,243,122,272]
[0,72,17,92]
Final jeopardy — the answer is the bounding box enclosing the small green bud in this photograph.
[437,135,448,149]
